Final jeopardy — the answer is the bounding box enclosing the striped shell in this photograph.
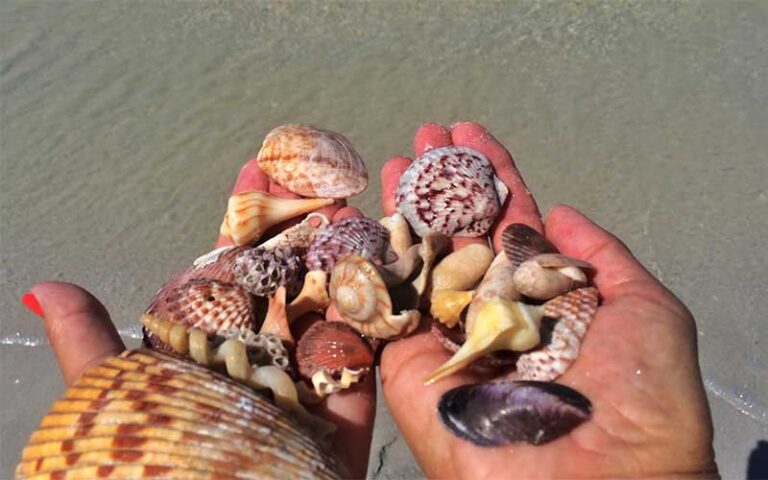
[501,223,557,269]
[16,349,341,479]
[396,146,508,237]
[146,279,255,335]
[516,287,599,381]
[257,124,368,198]
[306,217,391,273]
[329,256,420,339]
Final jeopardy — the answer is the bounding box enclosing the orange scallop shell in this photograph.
[256,124,368,198]
[295,322,374,381]
[15,349,341,479]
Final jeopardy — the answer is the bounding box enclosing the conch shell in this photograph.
[16,349,341,479]
[257,124,368,198]
[430,290,475,328]
[220,190,333,246]
[286,270,331,323]
[329,255,421,339]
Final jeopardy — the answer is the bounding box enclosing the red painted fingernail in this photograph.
[21,292,44,318]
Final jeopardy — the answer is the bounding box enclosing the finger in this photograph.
[544,205,668,302]
[413,122,452,157]
[332,206,363,221]
[28,282,125,386]
[215,159,270,248]
[293,313,376,478]
[380,156,412,217]
[451,122,543,249]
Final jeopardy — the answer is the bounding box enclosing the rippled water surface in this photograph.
[2,2,766,477]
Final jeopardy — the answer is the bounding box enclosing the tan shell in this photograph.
[431,243,494,292]
[220,190,333,246]
[513,254,591,301]
[257,124,368,198]
[329,255,420,339]
[16,349,341,479]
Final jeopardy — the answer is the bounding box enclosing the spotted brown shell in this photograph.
[306,217,391,273]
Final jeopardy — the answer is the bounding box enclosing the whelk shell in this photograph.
[438,380,591,447]
[329,255,421,339]
[16,349,341,479]
[296,322,374,396]
[257,124,368,199]
[396,146,508,238]
[306,217,392,273]
[220,190,333,246]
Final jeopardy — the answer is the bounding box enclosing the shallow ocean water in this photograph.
[1,1,766,478]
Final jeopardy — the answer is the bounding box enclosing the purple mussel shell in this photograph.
[438,380,591,446]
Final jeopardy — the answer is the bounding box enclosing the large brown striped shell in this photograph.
[16,349,341,479]
[257,125,368,199]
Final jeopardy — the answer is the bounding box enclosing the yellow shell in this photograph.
[257,125,368,199]
[329,255,420,339]
[15,349,341,479]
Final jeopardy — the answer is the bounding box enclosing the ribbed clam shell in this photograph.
[234,246,306,298]
[16,349,341,479]
[501,223,557,269]
[306,217,391,273]
[438,380,591,447]
[516,287,599,381]
[396,146,505,237]
[296,322,373,381]
[257,124,368,198]
[146,279,255,335]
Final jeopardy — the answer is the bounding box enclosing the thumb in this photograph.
[25,281,125,386]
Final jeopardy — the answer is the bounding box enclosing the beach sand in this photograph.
[1,1,766,477]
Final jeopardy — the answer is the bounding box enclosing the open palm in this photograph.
[378,122,717,478]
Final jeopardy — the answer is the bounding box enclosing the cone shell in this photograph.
[146,279,256,337]
[306,217,391,273]
[396,146,506,237]
[296,322,374,381]
[257,124,368,198]
[430,321,518,368]
[516,287,599,381]
[16,349,341,479]
[220,190,334,246]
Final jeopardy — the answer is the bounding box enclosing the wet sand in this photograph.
[1,1,766,477]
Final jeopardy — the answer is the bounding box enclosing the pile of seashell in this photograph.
[17,124,600,479]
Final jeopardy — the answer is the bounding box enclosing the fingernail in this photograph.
[21,292,44,318]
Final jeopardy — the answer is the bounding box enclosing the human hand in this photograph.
[22,158,375,478]
[378,122,718,478]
